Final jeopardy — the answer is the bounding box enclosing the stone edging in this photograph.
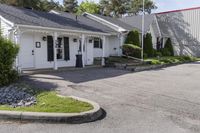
[130,61,194,72]
[0,95,103,124]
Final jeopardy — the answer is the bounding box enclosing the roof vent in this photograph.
[76,15,78,21]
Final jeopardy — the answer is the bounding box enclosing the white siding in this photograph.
[108,36,120,56]
[93,36,120,58]
[0,19,12,38]
[157,8,200,57]
[19,32,80,69]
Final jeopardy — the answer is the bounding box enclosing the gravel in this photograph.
[0,85,37,108]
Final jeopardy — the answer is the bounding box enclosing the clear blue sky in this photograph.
[55,0,200,13]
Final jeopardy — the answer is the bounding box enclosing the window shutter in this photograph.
[64,37,70,61]
[47,36,54,62]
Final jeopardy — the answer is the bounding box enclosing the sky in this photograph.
[55,0,200,13]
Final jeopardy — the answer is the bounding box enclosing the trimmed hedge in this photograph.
[0,36,19,86]
[122,44,142,58]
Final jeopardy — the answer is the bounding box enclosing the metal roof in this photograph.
[119,14,155,33]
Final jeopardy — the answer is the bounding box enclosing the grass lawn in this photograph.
[105,56,140,64]
[0,91,93,113]
[145,56,200,65]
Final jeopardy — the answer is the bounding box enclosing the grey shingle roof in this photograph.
[119,14,155,33]
[0,4,116,34]
[54,11,116,33]
[92,14,135,31]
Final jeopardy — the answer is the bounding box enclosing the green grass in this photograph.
[0,92,93,113]
[145,56,200,65]
[106,56,138,64]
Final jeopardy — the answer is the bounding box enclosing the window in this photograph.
[57,37,64,60]
[94,38,103,49]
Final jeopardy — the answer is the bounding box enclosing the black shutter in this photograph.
[47,36,54,61]
[64,37,70,61]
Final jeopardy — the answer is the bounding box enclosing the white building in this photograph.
[120,7,200,57]
[0,4,134,71]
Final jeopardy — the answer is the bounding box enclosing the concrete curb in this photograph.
[112,61,198,72]
[0,96,103,124]
[130,61,194,72]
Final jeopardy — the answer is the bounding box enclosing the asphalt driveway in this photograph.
[1,62,200,133]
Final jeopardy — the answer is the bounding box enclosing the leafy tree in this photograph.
[100,0,130,17]
[0,0,63,12]
[63,0,78,13]
[125,30,140,46]
[144,33,154,57]
[130,0,157,15]
[77,0,100,14]
[38,0,63,11]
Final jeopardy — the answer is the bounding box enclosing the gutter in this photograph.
[83,12,127,33]
[16,24,116,36]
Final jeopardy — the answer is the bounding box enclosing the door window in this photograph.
[57,37,64,60]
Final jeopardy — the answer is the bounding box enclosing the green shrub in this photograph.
[0,36,19,86]
[159,48,171,56]
[164,38,174,56]
[122,44,142,58]
[125,30,140,46]
[144,33,154,57]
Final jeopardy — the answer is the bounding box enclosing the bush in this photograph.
[0,36,19,86]
[122,44,142,58]
[144,33,154,57]
[125,30,140,46]
[164,38,174,56]
[159,48,171,56]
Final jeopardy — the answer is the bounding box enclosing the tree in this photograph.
[130,0,157,15]
[77,0,100,14]
[163,38,174,56]
[0,0,63,12]
[125,30,140,46]
[100,0,130,17]
[0,35,19,86]
[63,0,78,13]
[38,0,63,12]
[144,33,154,57]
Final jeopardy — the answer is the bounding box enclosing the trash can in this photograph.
[76,54,83,68]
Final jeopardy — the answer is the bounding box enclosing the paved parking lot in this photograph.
[1,62,200,133]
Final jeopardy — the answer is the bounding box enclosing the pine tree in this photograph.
[144,33,154,57]
[63,0,78,13]
[164,38,174,56]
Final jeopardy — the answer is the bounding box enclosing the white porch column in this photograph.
[14,31,21,72]
[118,34,124,56]
[81,34,85,67]
[53,32,58,70]
[102,36,106,66]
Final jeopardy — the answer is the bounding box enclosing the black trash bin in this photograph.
[76,54,83,68]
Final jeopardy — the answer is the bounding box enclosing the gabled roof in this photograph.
[0,4,115,34]
[119,14,155,33]
[91,14,135,31]
[156,7,200,15]
[52,11,116,34]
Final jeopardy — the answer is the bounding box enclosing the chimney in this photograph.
[76,15,78,21]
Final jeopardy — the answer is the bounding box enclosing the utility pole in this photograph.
[141,0,145,60]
